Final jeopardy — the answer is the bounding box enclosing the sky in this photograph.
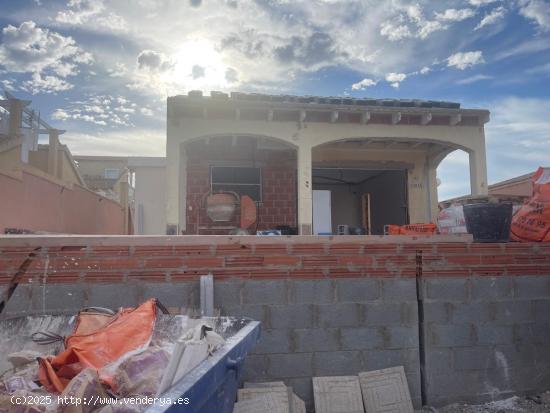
[0,0,549,200]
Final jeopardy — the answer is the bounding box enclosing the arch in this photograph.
[180,132,300,150]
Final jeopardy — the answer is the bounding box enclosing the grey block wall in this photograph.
[422,275,550,406]
[215,278,421,411]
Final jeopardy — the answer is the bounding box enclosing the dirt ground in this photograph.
[418,392,550,413]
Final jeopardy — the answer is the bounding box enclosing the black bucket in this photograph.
[463,202,513,242]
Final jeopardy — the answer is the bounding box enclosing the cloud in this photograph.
[273,32,347,69]
[189,0,202,8]
[0,21,91,77]
[22,73,73,94]
[380,21,412,41]
[420,66,431,74]
[55,0,127,32]
[137,50,170,71]
[435,8,476,22]
[456,74,493,84]
[192,65,205,79]
[475,6,507,30]
[351,78,377,90]
[385,72,407,88]
[468,0,499,6]
[518,0,550,32]
[225,67,238,83]
[447,51,484,69]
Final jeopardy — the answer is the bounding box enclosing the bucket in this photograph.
[463,202,513,242]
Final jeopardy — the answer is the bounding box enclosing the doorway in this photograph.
[312,168,409,235]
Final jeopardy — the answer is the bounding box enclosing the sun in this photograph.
[166,39,231,91]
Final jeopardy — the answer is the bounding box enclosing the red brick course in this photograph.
[1,237,550,285]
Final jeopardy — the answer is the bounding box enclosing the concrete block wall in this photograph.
[1,236,550,411]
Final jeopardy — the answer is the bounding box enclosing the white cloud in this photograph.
[447,51,484,70]
[435,8,476,22]
[140,107,154,116]
[351,78,377,90]
[385,72,407,88]
[475,6,507,30]
[52,108,71,120]
[380,21,412,41]
[518,0,550,32]
[420,66,431,74]
[468,0,499,6]
[0,21,91,78]
[456,74,493,84]
[22,73,73,94]
[55,0,127,32]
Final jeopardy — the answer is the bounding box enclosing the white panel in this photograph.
[313,190,332,235]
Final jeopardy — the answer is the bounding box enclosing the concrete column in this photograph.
[119,176,129,234]
[297,143,313,235]
[165,138,182,235]
[48,130,59,178]
[469,138,488,196]
[8,98,23,138]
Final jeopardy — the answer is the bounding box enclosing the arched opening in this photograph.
[182,135,298,235]
[436,149,472,203]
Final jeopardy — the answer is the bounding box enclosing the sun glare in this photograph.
[166,39,230,91]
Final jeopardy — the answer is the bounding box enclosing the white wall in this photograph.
[133,165,166,234]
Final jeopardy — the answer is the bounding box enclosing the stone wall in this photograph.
[1,236,549,411]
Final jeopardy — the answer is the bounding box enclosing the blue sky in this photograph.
[1,0,549,200]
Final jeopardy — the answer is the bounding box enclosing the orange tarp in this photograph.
[38,299,157,393]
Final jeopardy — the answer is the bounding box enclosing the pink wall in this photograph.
[0,170,126,234]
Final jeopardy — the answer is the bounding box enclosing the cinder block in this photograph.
[87,283,139,308]
[223,305,270,326]
[316,303,361,328]
[477,325,515,345]
[425,348,452,372]
[313,351,364,376]
[471,276,513,300]
[340,327,383,350]
[532,323,550,345]
[336,278,380,302]
[386,326,419,349]
[534,299,550,322]
[243,280,288,305]
[453,347,494,370]
[254,329,291,354]
[494,344,537,369]
[242,354,269,381]
[1,285,32,316]
[362,349,420,375]
[270,304,314,329]
[142,282,199,308]
[213,280,243,307]
[363,302,404,326]
[494,301,534,323]
[425,278,469,301]
[422,302,451,323]
[514,276,550,299]
[291,280,334,304]
[451,302,494,324]
[293,328,341,352]
[425,370,485,404]
[381,278,417,301]
[267,353,314,378]
[428,323,476,347]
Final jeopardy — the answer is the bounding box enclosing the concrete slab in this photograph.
[238,384,305,413]
[313,376,364,413]
[358,366,413,413]
[233,393,288,413]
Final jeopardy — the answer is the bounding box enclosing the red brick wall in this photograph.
[1,237,550,286]
[184,155,296,235]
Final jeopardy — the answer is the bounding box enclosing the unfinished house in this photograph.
[166,92,490,235]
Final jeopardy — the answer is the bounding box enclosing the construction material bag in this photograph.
[438,205,468,234]
[511,167,550,242]
[386,223,437,235]
[38,299,158,394]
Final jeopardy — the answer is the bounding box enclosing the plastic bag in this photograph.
[511,167,550,242]
[438,205,468,234]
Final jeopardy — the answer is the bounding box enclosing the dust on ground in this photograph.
[418,392,550,413]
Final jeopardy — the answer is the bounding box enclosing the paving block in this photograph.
[313,376,364,413]
[233,393,288,413]
[238,384,305,413]
[359,366,414,413]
